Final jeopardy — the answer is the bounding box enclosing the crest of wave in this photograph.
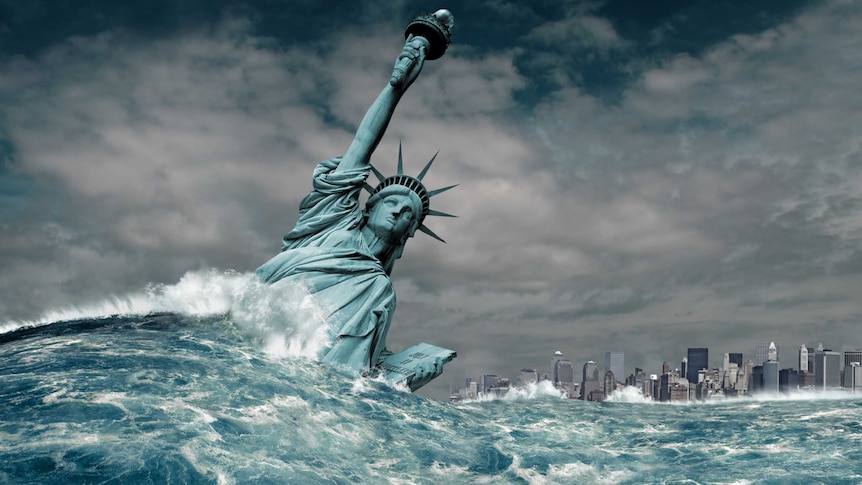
[604,386,654,403]
[0,270,331,359]
[464,380,568,403]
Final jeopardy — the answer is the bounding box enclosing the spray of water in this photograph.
[0,269,332,358]
[459,380,568,403]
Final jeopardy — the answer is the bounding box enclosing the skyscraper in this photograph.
[845,362,862,393]
[844,350,862,367]
[519,368,538,387]
[762,361,779,395]
[551,351,564,383]
[686,348,708,385]
[728,353,743,367]
[555,360,575,398]
[603,370,616,397]
[799,345,809,373]
[767,342,778,362]
[581,360,600,401]
[482,374,497,394]
[814,349,841,390]
[604,352,624,385]
[755,342,779,365]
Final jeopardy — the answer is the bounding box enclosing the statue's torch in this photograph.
[390,9,454,88]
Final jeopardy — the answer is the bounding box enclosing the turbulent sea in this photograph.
[2,272,862,484]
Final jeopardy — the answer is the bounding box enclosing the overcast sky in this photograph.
[2,0,861,399]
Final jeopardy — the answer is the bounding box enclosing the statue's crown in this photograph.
[365,143,456,242]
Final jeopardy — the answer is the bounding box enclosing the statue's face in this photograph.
[366,194,417,243]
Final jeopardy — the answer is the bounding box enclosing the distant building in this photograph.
[779,368,800,394]
[767,342,778,363]
[728,353,743,368]
[626,367,646,390]
[603,370,616,398]
[604,352,624,385]
[519,368,538,387]
[722,363,740,395]
[686,348,708,385]
[550,351,565,384]
[581,361,600,401]
[555,360,576,398]
[754,342,780,365]
[814,349,841,390]
[799,345,809,373]
[750,365,763,393]
[487,377,510,398]
[845,363,862,393]
[680,357,688,382]
[845,350,862,367]
[738,360,754,395]
[762,361,779,395]
[463,378,479,399]
[659,370,689,402]
[645,374,659,400]
[662,361,670,374]
[696,369,721,400]
[482,374,497,394]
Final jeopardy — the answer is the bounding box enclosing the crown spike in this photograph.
[427,209,456,218]
[417,224,446,243]
[363,182,375,194]
[369,164,386,183]
[428,184,458,197]
[417,151,439,181]
[397,142,404,175]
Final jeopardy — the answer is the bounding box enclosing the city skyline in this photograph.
[454,342,862,401]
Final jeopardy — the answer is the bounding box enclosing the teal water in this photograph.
[2,273,861,484]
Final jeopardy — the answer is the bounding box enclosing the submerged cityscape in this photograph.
[451,342,862,402]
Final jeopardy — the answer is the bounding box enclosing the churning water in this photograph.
[2,271,861,484]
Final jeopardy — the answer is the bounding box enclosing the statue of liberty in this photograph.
[255,10,456,391]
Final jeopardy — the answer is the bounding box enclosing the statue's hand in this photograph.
[408,356,443,392]
[390,35,427,91]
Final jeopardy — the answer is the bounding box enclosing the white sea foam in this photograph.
[0,269,332,359]
[604,385,655,403]
[461,380,568,403]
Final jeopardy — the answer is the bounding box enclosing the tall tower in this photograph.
[604,352,624,385]
[762,360,779,395]
[767,342,778,362]
[551,350,565,385]
[581,361,600,400]
[845,349,862,367]
[604,371,616,397]
[845,362,862,393]
[799,345,809,372]
[555,360,575,398]
[755,342,769,365]
[814,347,841,390]
[551,350,564,384]
[686,348,708,385]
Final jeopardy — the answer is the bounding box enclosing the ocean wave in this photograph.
[0,269,332,359]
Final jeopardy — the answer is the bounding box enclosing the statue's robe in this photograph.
[255,157,394,371]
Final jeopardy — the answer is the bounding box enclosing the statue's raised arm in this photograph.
[336,38,427,174]
[255,10,456,392]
